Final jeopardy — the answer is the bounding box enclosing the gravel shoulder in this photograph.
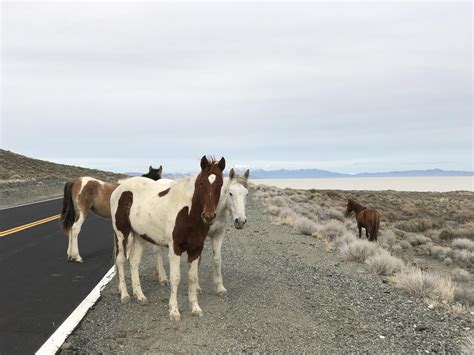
[64,193,470,353]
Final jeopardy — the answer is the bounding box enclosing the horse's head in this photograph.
[228,168,249,229]
[196,156,225,225]
[143,165,163,181]
[345,198,356,216]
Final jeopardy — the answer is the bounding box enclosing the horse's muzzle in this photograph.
[234,218,247,229]
[201,212,216,225]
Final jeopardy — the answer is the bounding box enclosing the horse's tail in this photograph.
[60,181,76,233]
[371,212,380,242]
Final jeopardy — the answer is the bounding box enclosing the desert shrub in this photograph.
[451,249,474,267]
[276,208,297,226]
[267,205,281,216]
[454,284,474,306]
[400,240,411,250]
[395,218,433,233]
[443,257,453,265]
[407,234,430,246]
[326,209,345,222]
[452,238,474,252]
[439,228,474,241]
[378,230,397,249]
[427,244,451,261]
[295,216,318,236]
[453,268,471,282]
[340,239,379,263]
[394,267,454,303]
[366,249,404,275]
[269,196,287,208]
[314,219,347,242]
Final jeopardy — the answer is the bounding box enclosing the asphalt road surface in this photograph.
[0,199,114,355]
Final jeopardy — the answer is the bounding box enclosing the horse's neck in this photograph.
[217,178,230,212]
[354,203,366,214]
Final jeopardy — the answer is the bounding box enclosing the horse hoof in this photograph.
[160,280,169,287]
[121,295,131,304]
[67,256,83,263]
[137,297,148,306]
[169,311,181,321]
[217,289,227,298]
[191,308,203,317]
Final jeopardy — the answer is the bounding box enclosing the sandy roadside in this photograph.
[61,192,470,353]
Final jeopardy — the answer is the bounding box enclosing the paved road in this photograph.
[0,199,114,355]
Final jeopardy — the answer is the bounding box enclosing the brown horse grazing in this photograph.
[60,166,162,262]
[345,198,381,242]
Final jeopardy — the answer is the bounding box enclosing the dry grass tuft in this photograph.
[452,238,474,252]
[313,219,347,241]
[407,234,431,246]
[366,249,404,276]
[454,284,474,306]
[340,239,379,263]
[295,216,318,236]
[394,267,454,303]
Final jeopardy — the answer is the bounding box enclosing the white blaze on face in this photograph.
[208,174,216,185]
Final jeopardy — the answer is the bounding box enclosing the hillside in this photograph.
[0,150,128,208]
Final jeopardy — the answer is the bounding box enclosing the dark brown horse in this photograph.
[345,198,380,242]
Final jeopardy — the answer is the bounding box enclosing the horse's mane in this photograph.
[234,174,249,188]
[348,198,366,211]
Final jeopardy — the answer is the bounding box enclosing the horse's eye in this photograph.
[229,192,233,196]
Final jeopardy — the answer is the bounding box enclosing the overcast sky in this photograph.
[1,1,472,174]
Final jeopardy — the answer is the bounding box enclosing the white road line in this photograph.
[0,196,62,211]
[36,266,116,355]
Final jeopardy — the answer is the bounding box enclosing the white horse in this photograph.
[110,156,225,321]
[154,168,249,297]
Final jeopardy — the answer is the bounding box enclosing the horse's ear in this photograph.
[158,165,163,173]
[229,168,235,180]
[244,169,250,180]
[217,157,226,171]
[200,156,209,170]
[149,165,153,171]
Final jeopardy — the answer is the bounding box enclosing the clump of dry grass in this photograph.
[452,238,474,252]
[269,196,288,208]
[312,219,347,241]
[439,228,474,241]
[295,216,318,235]
[276,207,297,226]
[378,229,397,250]
[454,284,474,306]
[394,267,454,303]
[340,239,379,263]
[366,249,404,276]
[395,217,433,233]
[407,234,431,246]
[453,268,471,282]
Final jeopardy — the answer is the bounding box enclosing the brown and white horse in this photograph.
[345,198,381,241]
[60,166,162,262]
[110,156,225,320]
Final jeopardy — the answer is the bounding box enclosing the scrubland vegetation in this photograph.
[253,184,474,315]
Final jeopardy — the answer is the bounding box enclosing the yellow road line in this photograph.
[0,214,61,237]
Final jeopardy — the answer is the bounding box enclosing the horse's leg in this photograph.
[358,225,362,239]
[168,248,181,321]
[365,227,370,240]
[130,235,147,305]
[212,233,227,297]
[188,258,203,317]
[155,245,169,286]
[195,256,202,295]
[68,211,85,262]
[115,231,130,303]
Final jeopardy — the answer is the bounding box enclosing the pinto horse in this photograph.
[110,156,225,320]
[59,165,162,262]
[154,168,250,296]
[345,198,381,241]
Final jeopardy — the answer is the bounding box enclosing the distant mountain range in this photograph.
[249,168,474,179]
[126,168,473,180]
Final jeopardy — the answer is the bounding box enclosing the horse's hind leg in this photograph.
[68,212,85,262]
[358,225,362,239]
[130,235,147,305]
[211,233,227,297]
[114,231,130,303]
[155,245,169,286]
[365,228,370,240]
